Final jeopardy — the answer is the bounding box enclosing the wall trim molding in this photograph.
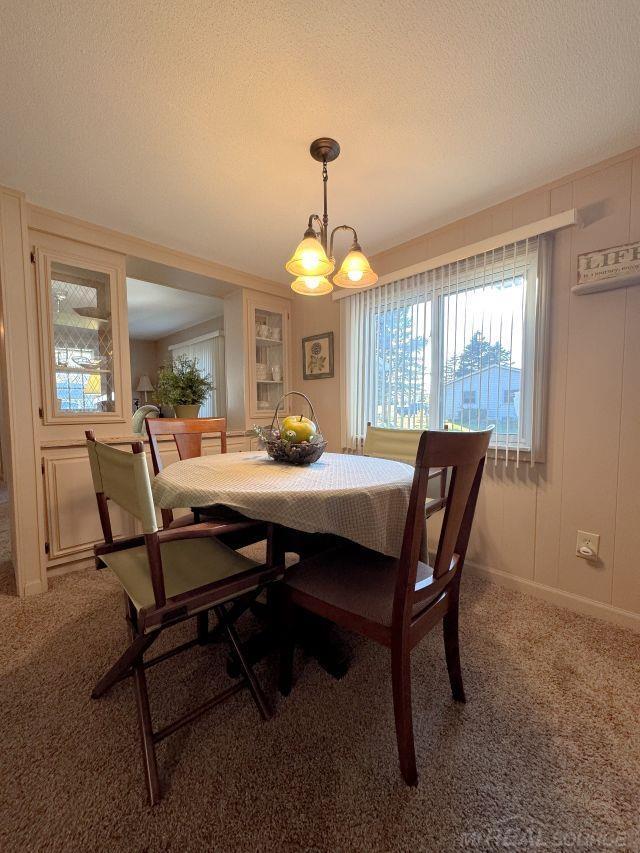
[465,560,640,633]
[332,208,577,299]
[27,202,288,298]
[0,186,49,595]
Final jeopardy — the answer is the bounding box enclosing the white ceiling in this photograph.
[2,1,640,283]
[126,278,223,340]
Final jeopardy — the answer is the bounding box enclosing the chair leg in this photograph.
[215,605,272,721]
[443,580,466,703]
[91,631,158,699]
[131,646,161,806]
[391,644,418,786]
[278,590,295,697]
[196,610,209,645]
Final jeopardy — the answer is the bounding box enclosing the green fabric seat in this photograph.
[101,537,259,612]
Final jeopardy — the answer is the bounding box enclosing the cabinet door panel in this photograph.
[44,454,134,558]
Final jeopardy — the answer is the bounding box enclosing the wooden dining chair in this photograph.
[363,423,447,516]
[146,416,249,529]
[279,427,492,786]
[86,432,283,805]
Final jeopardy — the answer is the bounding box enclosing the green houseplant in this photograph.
[155,355,214,418]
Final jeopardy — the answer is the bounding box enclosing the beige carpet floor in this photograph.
[0,543,639,852]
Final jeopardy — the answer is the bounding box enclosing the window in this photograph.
[169,331,225,418]
[342,235,551,462]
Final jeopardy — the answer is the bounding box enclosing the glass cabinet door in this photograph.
[36,245,126,424]
[248,295,290,419]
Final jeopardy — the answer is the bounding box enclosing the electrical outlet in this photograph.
[576,530,600,561]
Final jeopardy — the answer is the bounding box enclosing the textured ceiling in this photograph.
[126,278,223,339]
[2,1,640,284]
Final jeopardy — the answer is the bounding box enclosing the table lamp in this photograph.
[135,374,154,403]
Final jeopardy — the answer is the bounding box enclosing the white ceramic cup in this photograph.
[271,365,282,382]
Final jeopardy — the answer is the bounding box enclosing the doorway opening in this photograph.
[125,257,239,427]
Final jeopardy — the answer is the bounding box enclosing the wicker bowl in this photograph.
[253,392,327,465]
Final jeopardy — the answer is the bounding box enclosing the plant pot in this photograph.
[174,404,201,419]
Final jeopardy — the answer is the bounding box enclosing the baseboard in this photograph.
[21,578,46,596]
[465,560,640,633]
[47,555,95,578]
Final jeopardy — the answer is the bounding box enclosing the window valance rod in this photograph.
[332,208,577,301]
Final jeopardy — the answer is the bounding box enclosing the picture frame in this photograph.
[302,331,334,380]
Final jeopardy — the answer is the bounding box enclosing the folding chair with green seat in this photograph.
[363,424,448,516]
[144,416,269,644]
[86,431,282,805]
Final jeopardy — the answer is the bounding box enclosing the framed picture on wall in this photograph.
[302,331,334,380]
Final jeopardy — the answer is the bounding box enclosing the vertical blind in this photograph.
[169,332,226,418]
[341,235,551,465]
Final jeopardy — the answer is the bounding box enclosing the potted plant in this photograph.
[155,354,214,418]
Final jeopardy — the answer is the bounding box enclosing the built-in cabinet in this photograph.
[30,233,135,575]
[247,292,290,419]
[23,229,292,582]
[1,194,296,594]
[225,289,292,430]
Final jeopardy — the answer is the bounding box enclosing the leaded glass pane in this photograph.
[49,262,115,415]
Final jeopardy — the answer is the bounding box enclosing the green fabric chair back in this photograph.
[363,425,423,465]
[87,439,158,534]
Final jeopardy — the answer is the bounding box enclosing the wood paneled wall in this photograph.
[292,147,640,625]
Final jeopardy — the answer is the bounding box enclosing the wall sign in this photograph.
[576,240,640,293]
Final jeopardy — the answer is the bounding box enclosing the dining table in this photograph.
[151,449,425,677]
[151,449,419,558]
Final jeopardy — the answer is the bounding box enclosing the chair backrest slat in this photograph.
[146,417,228,475]
[393,429,492,629]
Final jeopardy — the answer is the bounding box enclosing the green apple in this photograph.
[281,414,317,443]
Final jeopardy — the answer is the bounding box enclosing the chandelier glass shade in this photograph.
[332,245,378,288]
[290,275,334,296]
[286,138,376,296]
[285,236,334,277]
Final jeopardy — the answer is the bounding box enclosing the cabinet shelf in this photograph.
[256,379,283,384]
[255,337,283,347]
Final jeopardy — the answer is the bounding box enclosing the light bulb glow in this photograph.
[347,269,364,282]
[301,251,319,271]
[304,276,321,290]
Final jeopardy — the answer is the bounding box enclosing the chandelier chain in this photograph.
[322,159,329,238]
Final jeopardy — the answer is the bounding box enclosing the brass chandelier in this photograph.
[285,138,378,296]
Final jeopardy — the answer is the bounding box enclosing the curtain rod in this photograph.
[332,208,577,301]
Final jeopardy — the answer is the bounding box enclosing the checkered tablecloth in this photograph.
[151,451,417,558]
